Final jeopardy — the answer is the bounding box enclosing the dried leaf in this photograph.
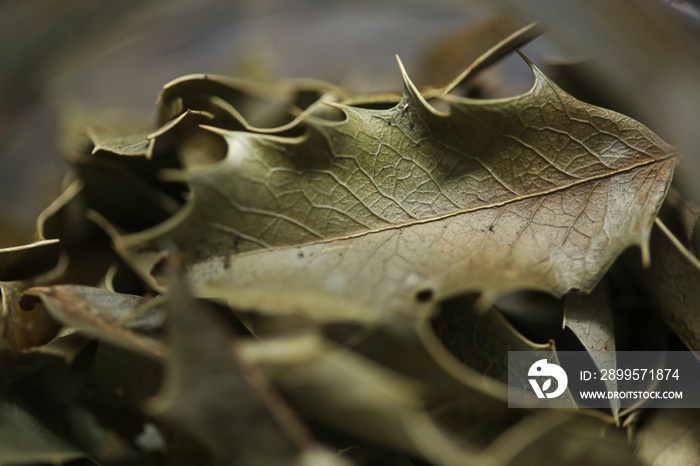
[0,241,65,351]
[21,286,165,359]
[430,296,568,397]
[146,270,340,466]
[0,398,97,465]
[643,218,700,353]
[656,187,699,252]
[426,23,542,97]
[157,75,341,132]
[22,332,90,364]
[564,280,619,418]
[0,240,61,282]
[483,411,639,465]
[111,51,676,325]
[416,16,541,89]
[635,409,700,466]
[25,285,166,332]
[3,17,689,466]
[564,283,615,353]
[251,335,484,465]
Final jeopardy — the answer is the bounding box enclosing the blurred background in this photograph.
[2,0,700,247]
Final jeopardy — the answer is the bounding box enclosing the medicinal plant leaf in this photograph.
[482,411,639,466]
[564,280,619,418]
[21,285,166,358]
[635,409,700,466]
[0,241,64,351]
[426,295,578,413]
[643,218,700,354]
[146,271,340,466]
[0,399,97,466]
[249,333,486,465]
[115,52,676,325]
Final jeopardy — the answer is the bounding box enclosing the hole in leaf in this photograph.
[415,289,434,302]
[18,294,40,311]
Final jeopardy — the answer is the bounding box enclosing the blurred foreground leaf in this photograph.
[146,270,346,466]
[564,281,619,418]
[0,241,63,351]
[636,409,700,466]
[0,399,97,466]
[22,285,166,358]
[643,198,700,354]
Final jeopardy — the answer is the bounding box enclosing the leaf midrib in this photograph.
[202,154,676,260]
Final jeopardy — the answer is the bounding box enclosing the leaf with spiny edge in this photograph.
[108,48,677,328]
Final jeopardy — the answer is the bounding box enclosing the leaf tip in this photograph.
[396,55,443,116]
[395,54,415,93]
[516,50,549,87]
[198,123,228,136]
[515,49,534,66]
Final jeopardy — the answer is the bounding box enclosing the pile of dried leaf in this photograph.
[2,22,699,466]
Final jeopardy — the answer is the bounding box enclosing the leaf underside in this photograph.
[113,55,676,323]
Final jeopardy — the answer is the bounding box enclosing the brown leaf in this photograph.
[635,409,700,466]
[0,241,64,352]
[432,295,555,384]
[21,285,166,359]
[484,410,639,465]
[0,398,97,465]
[247,333,485,465]
[564,280,619,418]
[111,50,676,325]
[146,270,343,466]
[643,218,700,354]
